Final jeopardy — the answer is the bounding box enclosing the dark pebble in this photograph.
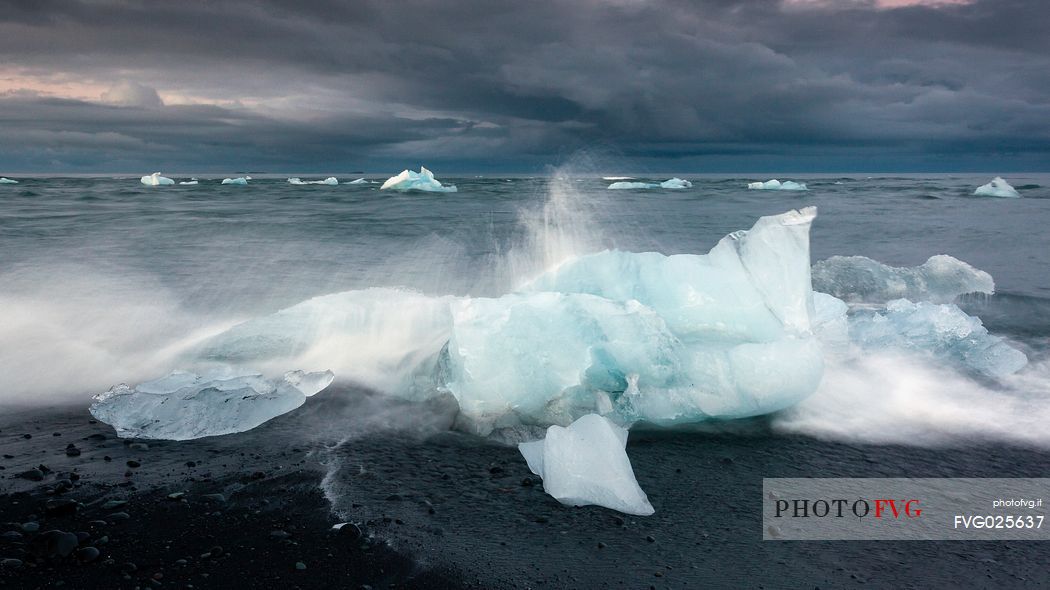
[186,461,196,468]
[612,516,625,526]
[535,516,549,524]
[295,561,307,570]
[270,530,291,539]
[489,466,504,474]
[108,512,131,522]
[18,468,44,481]
[22,434,31,439]
[87,433,106,440]
[126,460,140,468]
[250,471,265,480]
[101,500,128,510]
[30,530,79,558]
[0,558,23,569]
[336,523,363,541]
[646,535,656,543]
[45,498,79,516]
[385,494,402,501]
[103,456,112,462]
[76,546,100,562]
[209,545,223,557]
[128,443,149,451]
[65,445,81,457]
[598,542,607,549]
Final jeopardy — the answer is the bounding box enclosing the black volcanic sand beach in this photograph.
[2,385,1049,589]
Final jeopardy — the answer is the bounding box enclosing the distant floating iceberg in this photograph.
[607,178,692,190]
[748,179,808,191]
[90,369,334,440]
[812,254,994,304]
[660,178,692,189]
[380,167,457,192]
[0,177,18,184]
[519,414,654,515]
[974,177,1020,198]
[140,172,174,186]
[602,176,635,181]
[178,180,198,185]
[222,176,251,185]
[288,177,338,186]
[348,178,370,185]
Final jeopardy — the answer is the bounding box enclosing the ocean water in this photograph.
[1,172,1049,446]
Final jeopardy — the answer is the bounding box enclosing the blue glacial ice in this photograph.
[846,299,1028,379]
[0,177,18,184]
[288,177,339,185]
[90,368,334,440]
[974,176,1020,198]
[812,254,994,304]
[125,206,1027,441]
[607,178,692,189]
[445,207,824,430]
[519,414,654,515]
[140,172,175,186]
[222,176,251,185]
[380,167,457,192]
[748,179,807,191]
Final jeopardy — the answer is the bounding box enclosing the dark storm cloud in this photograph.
[0,0,1047,172]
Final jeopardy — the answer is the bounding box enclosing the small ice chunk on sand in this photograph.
[89,368,334,440]
[518,414,654,515]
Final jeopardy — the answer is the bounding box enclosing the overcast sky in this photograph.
[1,0,1047,173]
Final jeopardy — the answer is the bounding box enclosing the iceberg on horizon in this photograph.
[602,176,635,181]
[348,178,370,184]
[812,254,994,304]
[0,177,18,184]
[519,414,654,515]
[748,179,807,191]
[222,176,251,185]
[90,368,335,440]
[141,172,175,186]
[974,177,1020,198]
[288,177,338,185]
[380,167,457,192]
[608,178,692,190]
[179,180,198,185]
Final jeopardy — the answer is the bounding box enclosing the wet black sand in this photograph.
[2,385,1048,589]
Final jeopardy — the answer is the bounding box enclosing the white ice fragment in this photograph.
[0,177,18,184]
[222,176,250,185]
[380,167,457,192]
[288,177,338,185]
[974,177,1020,198]
[89,368,335,440]
[607,178,692,190]
[847,299,1027,378]
[659,178,692,189]
[178,180,198,185]
[140,172,174,186]
[518,414,654,515]
[348,178,370,184]
[812,254,995,304]
[747,179,807,191]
